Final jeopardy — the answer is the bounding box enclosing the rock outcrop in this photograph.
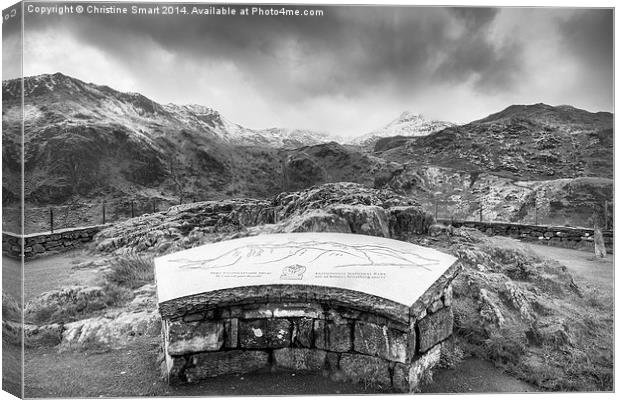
[91,183,433,256]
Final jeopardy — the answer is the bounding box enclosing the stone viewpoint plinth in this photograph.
[155,232,460,392]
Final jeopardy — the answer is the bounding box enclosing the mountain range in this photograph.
[2,72,613,228]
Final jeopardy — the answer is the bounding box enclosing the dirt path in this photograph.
[421,358,538,393]
[2,256,22,305]
[24,336,537,397]
[24,338,377,397]
[22,251,94,302]
[525,243,613,291]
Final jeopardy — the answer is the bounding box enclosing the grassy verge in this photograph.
[442,228,613,391]
[25,254,154,326]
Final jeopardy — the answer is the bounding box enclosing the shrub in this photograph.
[25,284,134,325]
[2,292,21,322]
[106,254,155,289]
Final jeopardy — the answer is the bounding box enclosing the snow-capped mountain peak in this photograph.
[350,112,454,146]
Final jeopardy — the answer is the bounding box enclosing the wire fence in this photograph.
[2,197,614,235]
[3,198,180,235]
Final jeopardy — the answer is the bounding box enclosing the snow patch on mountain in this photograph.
[350,111,454,146]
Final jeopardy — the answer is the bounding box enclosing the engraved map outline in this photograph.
[168,239,441,271]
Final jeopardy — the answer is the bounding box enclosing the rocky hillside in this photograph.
[350,112,454,148]
[385,165,613,228]
[1,73,428,207]
[1,73,337,205]
[377,103,613,180]
[2,74,613,229]
[91,183,429,256]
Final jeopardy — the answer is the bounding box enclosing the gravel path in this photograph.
[526,243,613,291]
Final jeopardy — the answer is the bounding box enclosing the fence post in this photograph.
[479,204,483,222]
[604,201,608,230]
[131,201,135,218]
[102,202,106,224]
[535,205,538,225]
[49,208,54,233]
[152,200,156,214]
[434,199,438,220]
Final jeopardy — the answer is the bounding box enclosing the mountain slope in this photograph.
[377,103,613,180]
[351,111,454,147]
[2,74,613,230]
[1,73,337,205]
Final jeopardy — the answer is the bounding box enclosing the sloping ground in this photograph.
[377,104,613,181]
[15,183,613,393]
[384,165,613,227]
[422,229,613,391]
[89,183,426,256]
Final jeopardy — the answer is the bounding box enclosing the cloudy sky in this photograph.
[3,2,613,136]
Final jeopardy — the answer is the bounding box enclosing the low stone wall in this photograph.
[438,219,613,253]
[2,225,108,260]
[160,263,460,392]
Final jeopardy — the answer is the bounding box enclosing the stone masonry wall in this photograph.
[437,219,613,253]
[161,278,457,392]
[2,225,107,260]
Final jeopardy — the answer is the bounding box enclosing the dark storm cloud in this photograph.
[449,7,499,31]
[12,4,614,133]
[437,8,523,92]
[22,5,522,100]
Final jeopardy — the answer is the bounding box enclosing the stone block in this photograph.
[408,343,442,392]
[273,303,324,319]
[314,319,352,352]
[32,244,45,253]
[428,299,444,314]
[183,312,205,322]
[326,351,340,371]
[166,320,224,356]
[417,307,453,353]
[220,306,243,318]
[165,355,188,384]
[388,328,409,363]
[392,363,410,392]
[335,307,361,320]
[224,318,238,348]
[353,321,387,358]
[353,321,408,363]
[238,319,291,348]
[242,306,273,319]
[292,318,314,347]
[186,350,270,382]
[442,285,453,307]
[273,348,327,371]
[339,353,391,387]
